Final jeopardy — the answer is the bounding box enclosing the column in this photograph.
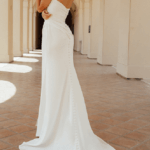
[74,9,80,51]
[23,0,29,53]
[97,0,119,65]
[0,0,13,62]
[32,6,37,50]
[117,0,150,78]
[78,1,84,52]
[13,0,23,57]
[29,0,33,51]
[81,0,90,55]
[87,0,100,58]
[74,1,83,52]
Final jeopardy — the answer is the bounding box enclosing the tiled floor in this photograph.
[0,50,150,150]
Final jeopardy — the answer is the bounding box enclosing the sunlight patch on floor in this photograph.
[0,64,32,73]
[14,57,39,62]
[0,80,16,103]
[23,53,42,57]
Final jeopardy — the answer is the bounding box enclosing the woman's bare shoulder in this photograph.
[37,0,52,13]
[58,0,74,9]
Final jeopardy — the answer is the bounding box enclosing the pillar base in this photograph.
[116,62,150,79]
[0,55,13,63]
[80,51,87,55]
[97,55,118,65]
[87,52,97,58]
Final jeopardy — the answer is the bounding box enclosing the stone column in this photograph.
[29,0,33,51]
[81,0,90,55]
[13,0,23,57]
[78,1,84,53]
[0,0,13,62]
[97,0,120,65]
[74,1,84,52]
[117,0,150,79]
[88,0,100,58]
[32,6,37,50]
[23,0,29,53]
[74,8,80,51]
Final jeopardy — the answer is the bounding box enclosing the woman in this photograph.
[19,0,115,149]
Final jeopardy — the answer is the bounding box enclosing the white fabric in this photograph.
[19,0,115,149]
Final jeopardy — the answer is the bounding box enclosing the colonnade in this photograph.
[0,0,150,79]
[74,0,150,79]
[0,0,37,62]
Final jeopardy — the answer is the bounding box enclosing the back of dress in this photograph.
[46,0,70,23]
[19,0,115,150]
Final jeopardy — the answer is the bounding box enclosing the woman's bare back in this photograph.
[36,0,74,12]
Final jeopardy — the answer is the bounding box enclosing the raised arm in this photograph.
[36,0,52,13]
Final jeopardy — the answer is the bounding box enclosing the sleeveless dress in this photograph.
[19,0,115,149]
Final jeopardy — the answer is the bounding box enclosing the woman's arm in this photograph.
[36,0,50,13]
[42,10,52,20]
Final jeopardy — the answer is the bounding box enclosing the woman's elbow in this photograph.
[37,8,42,13]
[37,5,46,13]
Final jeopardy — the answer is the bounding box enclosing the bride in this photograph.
[19,0,115,149]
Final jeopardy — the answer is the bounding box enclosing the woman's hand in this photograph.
[42,9,52,20]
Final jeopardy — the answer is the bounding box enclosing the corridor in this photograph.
[0,50,150,150]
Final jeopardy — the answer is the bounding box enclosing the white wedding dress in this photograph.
[19,0,115,149]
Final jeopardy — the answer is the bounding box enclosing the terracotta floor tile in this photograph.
[0,109,11,115]
[118,122,140,131]
[112,115,133,122]
[133,109,150,115]
[0,129,16,139]
[5,147,19,150]
[127,119,150,127]
[93,105,110,111]
[88,114,107,121]
[124,131,150,142]
[95,131,118,142]
[25,121,37,129]
[0,141,12,149]
[27,113,38,119]
[108,143,127,150]
[132,143,150,150]
[145,139,150,145]
[2,112,23,119]
[97,112,116,118]
[107,109,127,115]
[87,108,100,115]
[90,121,111,130]
[138,115,150,122]
[106,126,130,136]
[110,137,139,148]
[0,120,20,128]
[0,116,8,122]
[100,118,123,126]
[14,116,35,124]
[8,125,35,133]
[1,134,30,146]
[137,125,150,135]
[21,130,36,139]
